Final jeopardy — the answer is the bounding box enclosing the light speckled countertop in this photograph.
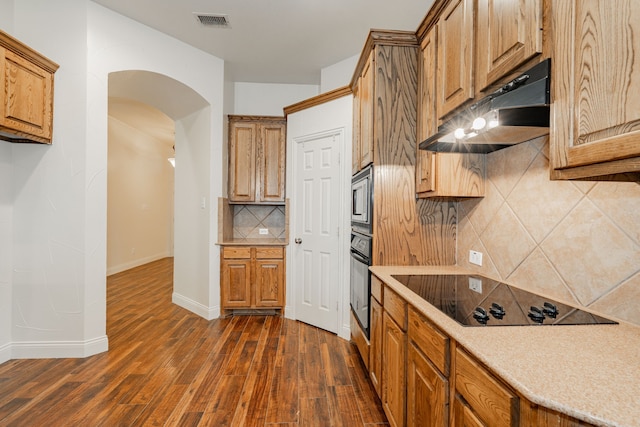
[216,238,287,246]
[370,265,640,427]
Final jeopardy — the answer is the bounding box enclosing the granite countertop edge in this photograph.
[216,239,288,246]
[369,265,639,427]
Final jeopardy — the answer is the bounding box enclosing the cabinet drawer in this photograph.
[255,247,284,259]
[223,247,252,259]
[371,274,383,303]
[408,307,449,376]
[384,286,407,331]
[455,347,518,427]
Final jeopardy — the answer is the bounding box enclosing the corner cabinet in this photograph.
[0,30,58,144]
[220,246,285,315]
[228,115,286,203]
[550,0,640,179]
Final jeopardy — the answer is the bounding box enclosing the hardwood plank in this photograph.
[0,258,387,426]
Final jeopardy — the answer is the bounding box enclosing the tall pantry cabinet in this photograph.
[350,30,456,267]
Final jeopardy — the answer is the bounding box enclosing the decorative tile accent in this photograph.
[508,248,578,305]
[461,179,505,236]
[487,140,538,199]
[233,205,285,240]
[589,182,640,245]
[589,273,640,325]
[540,198,640,306]
[480,205,537,278]
[506,152,583,243]
[456,137,640,325]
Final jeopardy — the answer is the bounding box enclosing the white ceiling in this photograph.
[92,0,435,85]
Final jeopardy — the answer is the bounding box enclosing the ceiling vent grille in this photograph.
[194,13,231,28]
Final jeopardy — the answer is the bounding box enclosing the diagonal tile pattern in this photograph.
[233,205,286,239]
[457,137,640,325]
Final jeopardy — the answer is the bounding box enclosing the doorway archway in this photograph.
[108,70,217,319]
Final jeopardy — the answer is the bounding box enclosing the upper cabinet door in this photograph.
[437,0,475,119]
[476,0,543,91]
[416,29,438,195]
[359,51,375,169]
[258,122,286,203]
[551,0,640,179]
[228,121,257,203]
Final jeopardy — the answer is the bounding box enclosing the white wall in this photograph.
[0,142,12,362]
[285,94,353,340]
[88,3,225,323]
[9,0,99,358]
[0,0,226,361]
[234,82,319,116]
[320,55,359,93]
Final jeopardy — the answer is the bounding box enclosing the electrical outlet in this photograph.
[259,228,269,235]
[469,277,482,293]
[469,250,483,266]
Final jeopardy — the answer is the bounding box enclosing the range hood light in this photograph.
[419,59,551,154]
[472,117,486,131]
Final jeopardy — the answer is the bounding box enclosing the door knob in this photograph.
[295,238,302,244]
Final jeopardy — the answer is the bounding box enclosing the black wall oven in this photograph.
[350,164,373,339]
[350,230,371,338]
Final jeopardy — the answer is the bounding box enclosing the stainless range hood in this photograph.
[420,59,551,154]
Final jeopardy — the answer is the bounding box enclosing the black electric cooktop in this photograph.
[392,274,617,327]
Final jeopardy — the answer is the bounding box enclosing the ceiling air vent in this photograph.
[194,13,230,28]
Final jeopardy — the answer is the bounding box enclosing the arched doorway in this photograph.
[107,70,216,319]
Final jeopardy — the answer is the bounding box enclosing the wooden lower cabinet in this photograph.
[220,246,285,315]
[453,394,487,427]
[382,311,406,427]
[455,347,518,427]
[368,278,598,427]
[407,342,448,426]
[369,295,383,396]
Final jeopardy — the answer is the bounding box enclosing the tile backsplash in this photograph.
[457,137,640,326]
[233,205,286,240]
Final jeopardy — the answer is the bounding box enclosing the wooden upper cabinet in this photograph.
[0,30,58,144]
[551,0,640,179]
[476,0,543,91]
[259,122,286,202]
[417,25,485,199]
[416,28,438,195]
[228,115,286,204]
[352,50,374,173]
[352,82,361,174]
[437,0,475,119]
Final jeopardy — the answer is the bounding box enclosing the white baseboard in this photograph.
[339,322,351,341]
[107,252,173,276]
[7,335,109,359]
[172,293,219,320]
[0,342,10,364]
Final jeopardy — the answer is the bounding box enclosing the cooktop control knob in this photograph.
[543,302,559,318]
[489,302,506,319]
[528,306,545,324]
[473,307,490,325]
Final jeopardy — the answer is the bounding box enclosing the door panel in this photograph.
[293,131,342,333]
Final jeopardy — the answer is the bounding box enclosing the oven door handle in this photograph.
[350,249,370,265]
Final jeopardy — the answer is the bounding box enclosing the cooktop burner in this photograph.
[391,274,617,327]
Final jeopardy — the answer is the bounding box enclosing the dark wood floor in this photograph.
[0,257,388,426]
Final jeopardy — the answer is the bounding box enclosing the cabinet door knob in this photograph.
[295,238,302,244]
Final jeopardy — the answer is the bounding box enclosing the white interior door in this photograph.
[292,131,342,333]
